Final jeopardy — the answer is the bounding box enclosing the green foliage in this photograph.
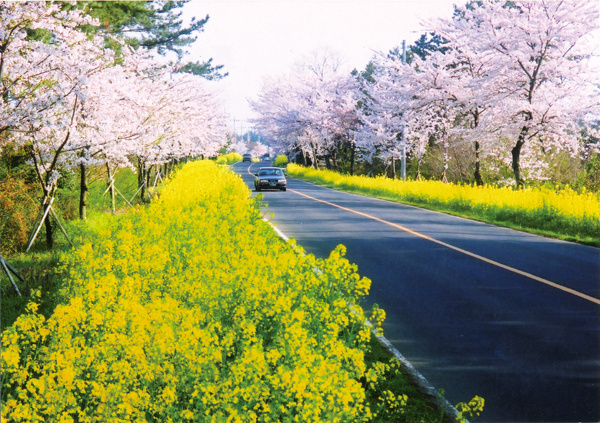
[66,0,226,78]
[71,1,202,56]
[579,153,600,192]
[176,58,228,80]
[77,1,150,31]
[0,158,144,254]
[364,336,447,423]
[0,178,38,255]
[0,251,64,328]
[0,145,37,184]
[409,32,450,62]
[273,154,289,168]
[86,167,141,212]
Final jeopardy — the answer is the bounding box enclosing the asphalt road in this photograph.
[234,161,600,422]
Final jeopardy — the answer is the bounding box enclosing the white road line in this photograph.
[289,188,600,306]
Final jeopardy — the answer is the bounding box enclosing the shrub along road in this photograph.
[235,161,600,422]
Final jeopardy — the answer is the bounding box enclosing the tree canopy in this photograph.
[0,1,227,247]
[65,0,227,79]
[252,0,600,187]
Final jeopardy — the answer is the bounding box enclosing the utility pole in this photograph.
[401,40,407,180]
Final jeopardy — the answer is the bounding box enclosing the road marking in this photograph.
[289,188,600,306]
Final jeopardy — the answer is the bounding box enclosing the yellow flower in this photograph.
[181,409,194,420]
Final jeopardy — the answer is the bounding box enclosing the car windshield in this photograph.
[258,169,282,176]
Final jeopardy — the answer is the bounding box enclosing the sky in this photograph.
[182,0,459,133]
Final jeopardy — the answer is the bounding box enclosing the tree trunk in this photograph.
[442,144,449,183]
[137,157,144,190]
[137,157,148,203]
[79,162,88,220]
[44,210,53,249]
[145,165,153,203]
[350,143,355,176]
[512,109,532,189]
[474,141,483,186]
[40,186,54,249]
[512,139,525,189]
[106,164,116,213]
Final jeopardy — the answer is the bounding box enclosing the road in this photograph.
[234,161,600,422]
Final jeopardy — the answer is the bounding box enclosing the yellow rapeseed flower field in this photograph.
[2,160,419,422]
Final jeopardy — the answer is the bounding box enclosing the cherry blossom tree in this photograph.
[1,2,113,246]
[407,46,495,184]
[73,50,227,211]
[356,52,432,178]
[72,52,155,216]
[121,69,226,202]
[428,0,600,187]
[1,1,227,247]
[251,57,359,171]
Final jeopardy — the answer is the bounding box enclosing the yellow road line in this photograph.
[290,188,600,306]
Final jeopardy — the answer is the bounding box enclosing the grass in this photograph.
[364,334,453,423]
[287,164,600,247]
[1,250,63,327]
[1,166,144,328]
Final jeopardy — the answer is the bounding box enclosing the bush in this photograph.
[273,155,289,168]
[0,178,38,255]
[215,152,243,165]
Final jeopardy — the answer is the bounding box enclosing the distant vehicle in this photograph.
[242,153,252,162]
[254,167,286,191]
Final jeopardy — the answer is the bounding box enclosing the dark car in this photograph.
[254,167,286,191]
[242,153,252,162]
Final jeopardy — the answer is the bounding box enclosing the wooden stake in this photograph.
[25,196,74,251]
[26,197,55,252]
[49,207,74,247]
[0,254,23,296]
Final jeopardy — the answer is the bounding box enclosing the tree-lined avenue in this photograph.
[235,161,600,422]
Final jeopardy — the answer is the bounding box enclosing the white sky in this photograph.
[182,0,459,132]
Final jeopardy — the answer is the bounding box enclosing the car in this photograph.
[254,167,286,191]
[242,153,252,162]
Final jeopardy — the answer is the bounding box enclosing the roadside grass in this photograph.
[365,334,452,423]
[87,166,141,212]
[287,164,600,247]
[1,167,142,328]
[1,250,63,328]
